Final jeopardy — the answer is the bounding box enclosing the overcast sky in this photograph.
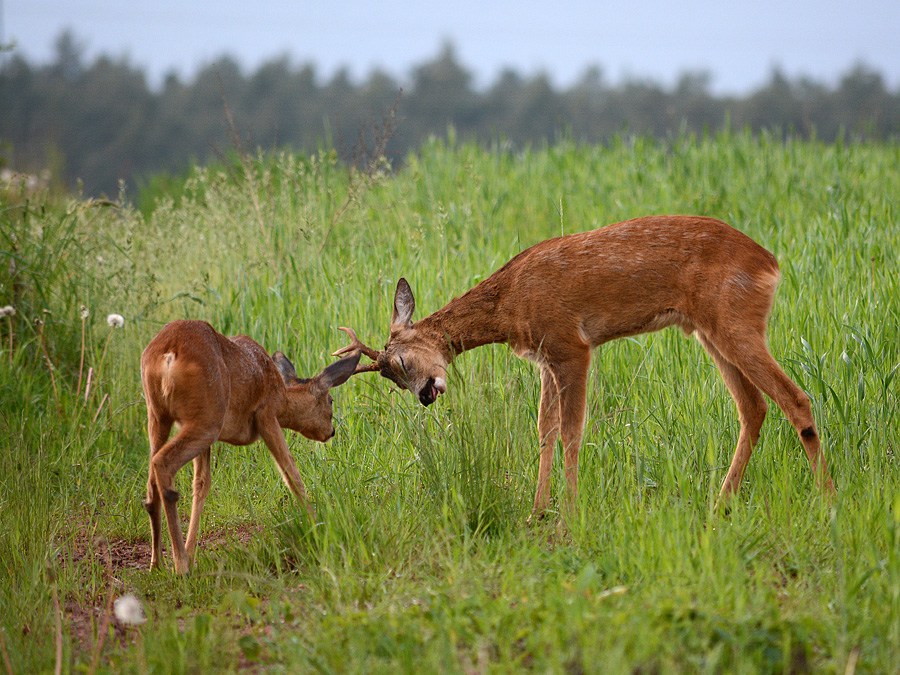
[6,0,900,94]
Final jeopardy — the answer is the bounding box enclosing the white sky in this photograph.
[5,0,900,94]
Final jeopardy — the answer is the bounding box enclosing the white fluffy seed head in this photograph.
[107,313,124,328]
[113,593,147,625]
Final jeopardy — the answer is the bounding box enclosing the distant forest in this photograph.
[2,31,899,197]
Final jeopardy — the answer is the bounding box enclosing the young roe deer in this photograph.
[141,319,360,574]
[335,215,836,518]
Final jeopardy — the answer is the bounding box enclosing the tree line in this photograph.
[2,32,899,197]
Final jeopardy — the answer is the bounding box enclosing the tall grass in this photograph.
[1,131,899,673]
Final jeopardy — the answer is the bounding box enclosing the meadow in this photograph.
[1,131,899,673]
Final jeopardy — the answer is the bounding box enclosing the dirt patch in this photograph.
[62,523,262,574]
[56,534,149,658]
[196,523,261,556]
[57,532,150,572]
[58,523,263,658]
[64,597,133,661]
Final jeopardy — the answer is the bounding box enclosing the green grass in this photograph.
[1,131,899,673]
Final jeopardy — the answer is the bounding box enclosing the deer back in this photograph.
[141,321,287,445]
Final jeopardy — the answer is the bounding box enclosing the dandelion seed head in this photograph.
[0,305,14,318]
[107,313,125,328]
[114,594,147,626]
[80,305,89,320]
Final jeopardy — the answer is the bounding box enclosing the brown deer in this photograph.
[335,215,835,518]
[141,320,360,574]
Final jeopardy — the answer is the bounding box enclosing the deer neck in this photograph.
[417,278,511,359]
[274,384,298,428]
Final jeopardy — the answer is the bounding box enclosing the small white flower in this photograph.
[113,594,147,626]
[80,305,89,320]
[107,313,124,328]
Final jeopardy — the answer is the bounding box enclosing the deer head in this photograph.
[272,351,360,441]
[333,278,448,406]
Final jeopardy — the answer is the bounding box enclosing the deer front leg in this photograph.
[530,366,560,521]
[145,412,172,571]
[184,447,212,564]
[554,350,591,516]
[258,417,316,519]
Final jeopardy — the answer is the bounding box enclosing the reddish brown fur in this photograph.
[141,320,359,574]
[344,215,835,517]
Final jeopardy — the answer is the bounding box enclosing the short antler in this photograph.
[333,327,381,374]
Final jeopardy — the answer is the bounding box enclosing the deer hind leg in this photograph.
[715,330,835,495]
[151,426,218,574]
[145,412,173,570]
[530,365,561,520]
[695,331,768,502]
[552,349,591,516]
[184,447,212,564]
[257,417,315,519]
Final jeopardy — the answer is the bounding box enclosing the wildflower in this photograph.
[0,305,13,317]
[107,314,124,328]
[113,594,147,626]
[80,305,89,320]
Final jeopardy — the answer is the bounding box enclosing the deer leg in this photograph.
[184,447,212,564]
[145,413,172,570]
[718,333,835,495]
[553,349,591,515]
[151,427,217,574]
[258,418,315,519]
[695,332,768,503]
[530,365,561,520]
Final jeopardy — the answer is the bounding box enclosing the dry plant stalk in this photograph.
[0,627,14,675]
[87,541,115,675]
[51,584,62,675]
[36,316,61,415]
[218,74,267,241]
[319,91,403,253]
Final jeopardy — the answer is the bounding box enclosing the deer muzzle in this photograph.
[418,376,447,406]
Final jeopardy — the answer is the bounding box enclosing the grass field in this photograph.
[1,131,899,673]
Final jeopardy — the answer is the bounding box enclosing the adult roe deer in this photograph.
[141,320,360,574]
[335,215,835,518]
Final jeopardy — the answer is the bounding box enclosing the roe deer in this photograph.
[141,320,360,574]
[335,215,835,518]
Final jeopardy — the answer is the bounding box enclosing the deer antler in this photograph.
[333,327,381,374]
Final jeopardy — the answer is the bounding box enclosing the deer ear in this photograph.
[272,351,298,384]
[391,278,415,330]
[318,352,361,390]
